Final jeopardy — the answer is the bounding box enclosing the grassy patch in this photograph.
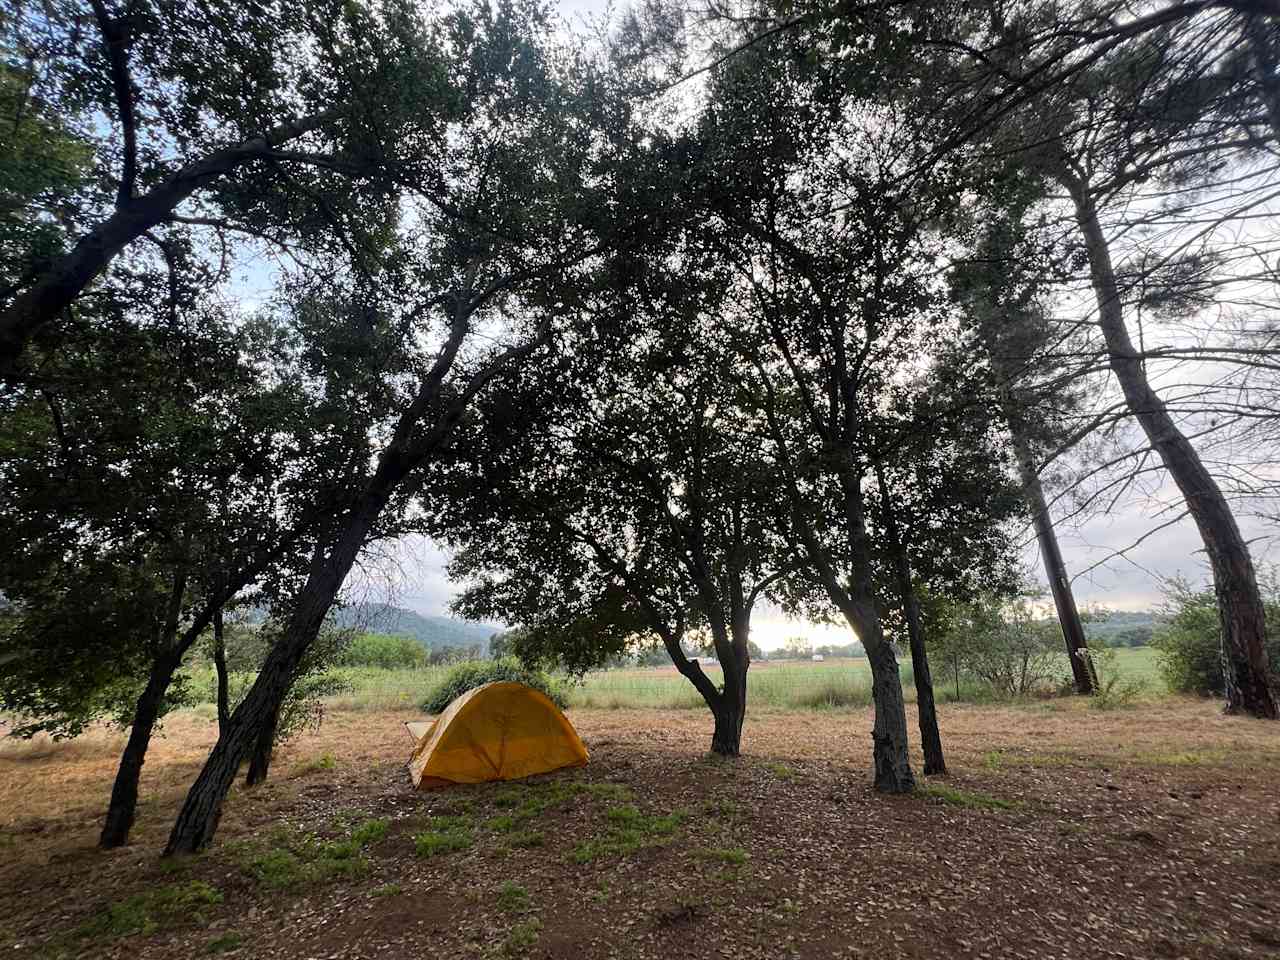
[767,762,796,781]
[790,680,872,709]
[293,753,336,776]
[698,846,748,865]
[1137,750,1222,766]
[78,880,222,941]
[505,828,544,849]
[371,882,403,898]
[234,818,386,890]
[499,918,542,957]
[577,781,633,802]
[920,784,1019,811]
[350,818,389,846]
[496,882,530,913]
[413,828,473,858]
[570,805,687,863]
[205,931,244,954]
[486,815,517,832]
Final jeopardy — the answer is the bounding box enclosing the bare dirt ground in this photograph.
[2,698,1280,959]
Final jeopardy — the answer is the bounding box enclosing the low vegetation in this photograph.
[231,818,389,890]
[420,658,569,714]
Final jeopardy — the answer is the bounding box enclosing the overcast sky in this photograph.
[331,0,1279,650]
[369,496,1276,650]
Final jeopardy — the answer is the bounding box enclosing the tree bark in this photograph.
[1058,166,1277,719]
[873,465,945,775]
[711,620,750,757]
[1007,425,1096,694]
[213,608,230,736]
[839,466,915,792]
[99,653,180,848]
[864,633,916,792]
[165,488,391,855]
[244,697,280,787]
[710,692,745,757]
[901,583,945,775]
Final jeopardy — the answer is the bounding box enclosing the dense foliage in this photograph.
[336,634,429,670]
[1153,577,1280,697]
[420,658,568,714]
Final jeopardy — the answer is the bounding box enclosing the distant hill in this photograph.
[332,603,498,652]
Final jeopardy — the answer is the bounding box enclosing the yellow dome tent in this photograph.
[405,681,589,789]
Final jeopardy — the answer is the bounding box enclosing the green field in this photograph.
[186,646,1164,716]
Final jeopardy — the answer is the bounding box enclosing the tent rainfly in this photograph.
[405,681,588,789]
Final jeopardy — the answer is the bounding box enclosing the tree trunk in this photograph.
[99,654,180,848]
[902,589,945,776]
[710,695,745,757]
[864,635,916,793]
[1059,166,1278,719]
[710,644,748,757]
[213,609,230,736]
[244,698,280,787]
[1008,426,1096,694]
[165,489,390,855]
[873,464,945,775]
[838,464,915,792]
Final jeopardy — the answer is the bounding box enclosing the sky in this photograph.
[366,1,1278,647]
[376,490,1277,651]
[266,0,1277,650]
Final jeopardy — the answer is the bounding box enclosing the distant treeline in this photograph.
[1083,611,1158,648]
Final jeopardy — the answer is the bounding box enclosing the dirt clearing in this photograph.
[2,698,1279,959]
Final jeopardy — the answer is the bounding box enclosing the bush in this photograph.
[928,585,1068,698]
[1151,576,1280,696]
[421,657,568,713]
[338,633,427,669]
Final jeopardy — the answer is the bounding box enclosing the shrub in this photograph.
[930,586,1067,698]
[1151,576,1280,696]
[338,633,427,669]
[420,657,568,713]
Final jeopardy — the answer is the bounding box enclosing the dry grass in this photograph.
[4,696,1280,959]
[1,693,1269,837]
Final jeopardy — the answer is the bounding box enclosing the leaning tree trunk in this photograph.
[165,490,390,855]
[1060,167,1278,719]
[901,586,945,776]
[1007,426,1096,694]
[244,698,281,787]
[99,654,180,848]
